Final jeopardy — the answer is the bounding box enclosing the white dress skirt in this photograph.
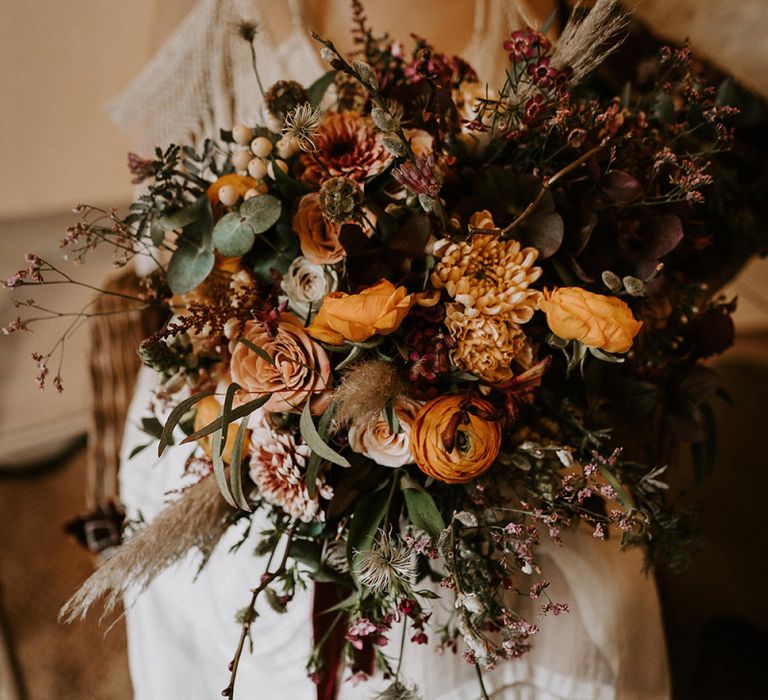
[120,369,670,699]
[114,1,671,697]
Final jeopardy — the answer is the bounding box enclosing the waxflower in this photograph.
[538,287,643,354]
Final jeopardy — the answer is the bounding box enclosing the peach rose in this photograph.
[230,313,331,413]
[538,287,643,354]
[410,395,502,484]
[193,395,250,464]
[207,174,260,206]
[292,193,346,265]
[307,280,416,345]
[347,397,425,468]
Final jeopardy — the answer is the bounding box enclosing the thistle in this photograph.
[282,103,323,151]
[354,531,417,595]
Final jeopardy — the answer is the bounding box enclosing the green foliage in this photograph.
[212,194,282,256]
[300,401,350,469]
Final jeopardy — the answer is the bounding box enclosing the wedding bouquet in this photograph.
[5,2,764,698]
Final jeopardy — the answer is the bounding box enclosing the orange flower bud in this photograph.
[410,395,502,484]
[307,280,416,345]
[207,174,260,206]
[538,287,642,354]
[193,395,250,464]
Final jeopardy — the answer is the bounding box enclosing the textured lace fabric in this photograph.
[116,2,671,697]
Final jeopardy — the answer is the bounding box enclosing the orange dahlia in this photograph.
[298,111,392,187]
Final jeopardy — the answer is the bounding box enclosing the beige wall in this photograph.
[0,1,195,221]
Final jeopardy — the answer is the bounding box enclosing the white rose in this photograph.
[347,397,424,468]
[279,256,338,321]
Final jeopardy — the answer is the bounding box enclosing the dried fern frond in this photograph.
[60,475,232,623]
[332,359,405,427]
[551,0,630,82]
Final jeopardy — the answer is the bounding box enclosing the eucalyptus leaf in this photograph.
[160,198,207,229]
[159,390,215,456]
[306,403,337,497]
[150,219,165,246]
[229,418,252,511]
[181,395,272,444]
[300,401,350,468]
[308,70,337,106]
[238,337,275,365]
[402,481,445,538]
[212,419,237,508]
[212,213,257,256]
[240,194,282,233]
[219,382,242,456]
[166,237,215,294]
[347,486,391,573]
[270,157,312,199]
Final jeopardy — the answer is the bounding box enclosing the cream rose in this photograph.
[279,256,339,321]
[347,397,424,468]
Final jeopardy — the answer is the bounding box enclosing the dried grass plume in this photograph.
[60,475,232,623]
[550,0,630,82]
[332,359,405,427]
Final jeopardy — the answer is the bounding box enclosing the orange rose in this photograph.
[292,193,346,265]
[230,313,331,413]
[410,395,502,484]
[207,174,260,206]
[193,395,250,464]
[538,287,642,354]
[307,280,416,345]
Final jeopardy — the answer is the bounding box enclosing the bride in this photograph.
[111,1,670,697]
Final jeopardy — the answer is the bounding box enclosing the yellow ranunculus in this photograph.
[538,287,642,354]
[410,395,502,484]
[194,395,250,464]
[307,280,416,345]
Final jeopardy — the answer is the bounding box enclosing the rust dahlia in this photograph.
[298,111,392,186]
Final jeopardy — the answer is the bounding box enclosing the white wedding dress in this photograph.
[115,2,671,698]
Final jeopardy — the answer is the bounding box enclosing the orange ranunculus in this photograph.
[292,193,346,265]
[307,280,416,345]
[194,395,251,464]
[207,174,260,206]
[538,287,643,354]
[410,395,502,484]
[230,313,331,413]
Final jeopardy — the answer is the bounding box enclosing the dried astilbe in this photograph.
[60,475,232,622]
[332,359,405,427]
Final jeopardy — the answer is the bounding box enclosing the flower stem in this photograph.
[222,522,296,698]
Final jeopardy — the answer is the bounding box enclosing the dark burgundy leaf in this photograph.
[640,215,684,259]
[600,170,643,203]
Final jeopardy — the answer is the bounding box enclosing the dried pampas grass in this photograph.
[60,474,232,623]
[551,0,630,82]
[332,359,405,427]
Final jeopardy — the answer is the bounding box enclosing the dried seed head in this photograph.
[601,270,622,291]
[318,176,364,223]
[622,275,648,297]
[264,80,311,121]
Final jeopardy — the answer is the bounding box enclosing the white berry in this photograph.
[232,124,253,145]
[250,136,273,158]
[218,185,240,207]
[244,188,261,200]
[232,149,252,171]
[247,158,268,180]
